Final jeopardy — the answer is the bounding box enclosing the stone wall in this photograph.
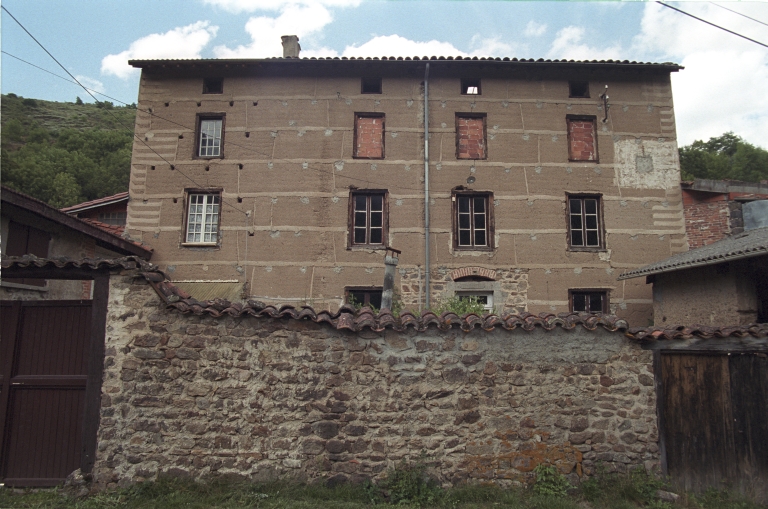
[94,273,659,488]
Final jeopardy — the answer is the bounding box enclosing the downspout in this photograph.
[423,62,431,310]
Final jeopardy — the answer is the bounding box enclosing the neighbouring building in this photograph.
[61,191,130,235]
[123,37,689,325]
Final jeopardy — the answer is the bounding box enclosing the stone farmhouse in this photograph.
[124,37,687,325]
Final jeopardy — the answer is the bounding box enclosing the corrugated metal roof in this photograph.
[619,226,768,280]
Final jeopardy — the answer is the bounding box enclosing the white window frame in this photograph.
[198,118,223,157]
[456,291,494,312]
[185,193,220,245]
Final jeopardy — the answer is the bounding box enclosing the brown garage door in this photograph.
[1,300,92,486]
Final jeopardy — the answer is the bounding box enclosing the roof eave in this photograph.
[618,247,768,280]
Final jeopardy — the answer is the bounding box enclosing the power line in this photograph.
[710,2,768,29]
[657,1,768,49]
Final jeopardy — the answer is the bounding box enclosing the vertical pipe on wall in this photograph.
[423,63,431,310]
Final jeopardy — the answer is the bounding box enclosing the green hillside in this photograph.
[1,93,137,208]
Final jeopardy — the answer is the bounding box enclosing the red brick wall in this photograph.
[456,116,486,159]
[354,115,383,158]
[568,119,596,161]
[682,191,730,248]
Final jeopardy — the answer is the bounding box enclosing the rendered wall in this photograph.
[125,66,688,325]
[93,274,659,488]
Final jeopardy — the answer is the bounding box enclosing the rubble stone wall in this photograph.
[94,274,659,489]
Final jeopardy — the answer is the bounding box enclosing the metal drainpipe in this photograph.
[423,62,431,310]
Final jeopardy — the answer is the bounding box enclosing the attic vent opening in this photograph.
[361,77,382,94]
[203,78,223,95]
[569,81,590,98]
[461,78,481,95]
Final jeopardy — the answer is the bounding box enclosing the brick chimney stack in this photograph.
[281,35,301,58]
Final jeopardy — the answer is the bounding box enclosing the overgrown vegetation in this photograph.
[1,466,765,509]
[679,132,768,183]
[430,295,489,316]
[1,93,136,208]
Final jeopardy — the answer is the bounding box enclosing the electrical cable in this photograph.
[710,2,768,29]
[657,1,768,49]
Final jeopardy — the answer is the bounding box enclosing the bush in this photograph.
[378,460,444,506]
[532,464,570,498]
[431,295,488,316]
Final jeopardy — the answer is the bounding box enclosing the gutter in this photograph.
[423,62,431,310]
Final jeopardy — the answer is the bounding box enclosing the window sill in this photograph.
[568,159,599,163]
[454,246,494,252]
[352,156,385,160]
[348,244,387,251]
[1,281,48,291]
[181,242,219,248]
[567,247,607,253]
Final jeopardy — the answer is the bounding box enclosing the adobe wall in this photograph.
[93,273,660,488]
[125,68,687,327]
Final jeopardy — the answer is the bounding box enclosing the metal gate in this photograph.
[659,351,768,500]
[0,300,92,486]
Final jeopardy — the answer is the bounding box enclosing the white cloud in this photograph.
[341,35,465,58]
[524,20,547,37]
[74,75,105,94]
[547,26,622,61]
[202,0,360,14]
[102,22,219,79]
[213,4,333,58]
[469,35,518,58]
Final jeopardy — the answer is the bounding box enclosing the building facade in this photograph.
[124,49,687,325]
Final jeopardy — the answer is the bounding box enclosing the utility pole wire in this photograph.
[710,2,768,29]
[657,1,768,49]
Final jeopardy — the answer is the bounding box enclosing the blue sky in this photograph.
[2,0,767,147]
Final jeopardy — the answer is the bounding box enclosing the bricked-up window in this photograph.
[570,290,608,313]
[185,192,221,244]
[197,115,224,158]
[461,78,481,95]
[567,116,597,162]
[4,221,50,287]
[354,113,385,159]
[453,191,493,250]
[203,78,223,94]
[569,81,589,98]
[350,191,387,247]
[456,114,486,159]
[567,194,604,249]
[361,77,382,94]
[346,287,383,310]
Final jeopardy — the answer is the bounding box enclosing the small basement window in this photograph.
[361,77,382,94]
[569,81,589,98]
[461,78,481,95]
[203,78,223,94]
[346,287,383,310]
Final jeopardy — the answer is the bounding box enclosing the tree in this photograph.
[679,132,768,182]
[75,96,83,105]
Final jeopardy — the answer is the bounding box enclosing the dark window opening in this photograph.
[361,77,382,94]
[350,191,387,246]
[347,287,383,310]
[461,78,481,95]
[203,78,223,94]
[453,192,493,250]
[567,194,604,249]
[570,290,608,313]
[569,81,590,98]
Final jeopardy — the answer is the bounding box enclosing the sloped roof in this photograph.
[60,191,129,213]
[619,226,768,280]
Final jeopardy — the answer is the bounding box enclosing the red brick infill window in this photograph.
[456,114,487,160]
[567,116,597,162]
[354,114,384,159]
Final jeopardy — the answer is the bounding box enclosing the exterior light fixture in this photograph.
[466,176,476,185]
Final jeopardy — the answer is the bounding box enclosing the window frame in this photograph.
[455,113,487,160]
[566,193,605,251]
[194,113,225,159]
[202,78,223,95]
[182,189,222,247]
[569,289,609,314]
[456,291,494,312]
[568,81,590,98]
[348,189,388,249]
[452,190,494,251]
[461,78,481,95]
[353,112,385,159]
[361,77,382,94]
[566,115,598,163]
[346,287,383,310]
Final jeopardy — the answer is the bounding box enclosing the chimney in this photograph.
[281,35,301,58]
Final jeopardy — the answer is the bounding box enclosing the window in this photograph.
[346,287,383,310]
[453,192,493,250]
[567,194,604,249]
[185,192,221,244]
[567,116,597,162]
[570,290,608,314]
[4,221,50,287]
[354,113,384,159]
[350,191,387,247]
[569,81,589,98]
[457,292,494,312]
[461,78,481,95]
[197,115,224,158]
[361,77,382,94]
[456,114,486,159]
[98,212,126,226]
[203,78,223,94]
